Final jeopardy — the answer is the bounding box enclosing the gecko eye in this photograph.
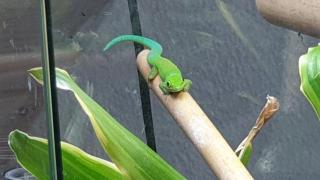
[166,82,170,87]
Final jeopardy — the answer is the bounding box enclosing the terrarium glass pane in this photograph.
[50,0,146,172]
[0,0,48,179]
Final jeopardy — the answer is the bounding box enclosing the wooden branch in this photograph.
[136,50,253,180]
[256,0,320,38]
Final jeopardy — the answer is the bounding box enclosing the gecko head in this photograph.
[164,74,185,92]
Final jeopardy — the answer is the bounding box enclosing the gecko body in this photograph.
[103,35,192,94]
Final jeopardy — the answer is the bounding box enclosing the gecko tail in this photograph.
[103,35,163,54]
[103,44,112,52]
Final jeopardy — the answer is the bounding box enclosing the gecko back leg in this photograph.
[148,67,159,80]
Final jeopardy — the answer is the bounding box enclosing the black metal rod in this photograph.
[127,0,157,151]
[39,0,63,179]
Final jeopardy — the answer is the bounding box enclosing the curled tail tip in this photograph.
[102,44,111,52]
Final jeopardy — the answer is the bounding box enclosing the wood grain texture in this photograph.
[256,0,320,38]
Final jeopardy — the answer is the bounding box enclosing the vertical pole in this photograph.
[127,0,157,151]
[39,0,63,179]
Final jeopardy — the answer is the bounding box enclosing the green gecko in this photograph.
[103,35,192,95]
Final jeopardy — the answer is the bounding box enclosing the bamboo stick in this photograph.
[136,50,253,180]
[256,0,320,38]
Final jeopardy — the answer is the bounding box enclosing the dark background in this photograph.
[1,0,320,179]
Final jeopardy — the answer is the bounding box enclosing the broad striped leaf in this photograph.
[28,67,185,180]
[9,130,124,180]
[299,45,320,119]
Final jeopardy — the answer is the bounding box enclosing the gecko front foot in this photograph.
[159,82,170,95]
[182,79,192,92]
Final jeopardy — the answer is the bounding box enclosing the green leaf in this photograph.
[8,130,124,180]
[238,143,253,166]
[299,45,320,119]
[28,67,185,180]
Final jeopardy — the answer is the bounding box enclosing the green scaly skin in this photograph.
[103,35,192,94]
